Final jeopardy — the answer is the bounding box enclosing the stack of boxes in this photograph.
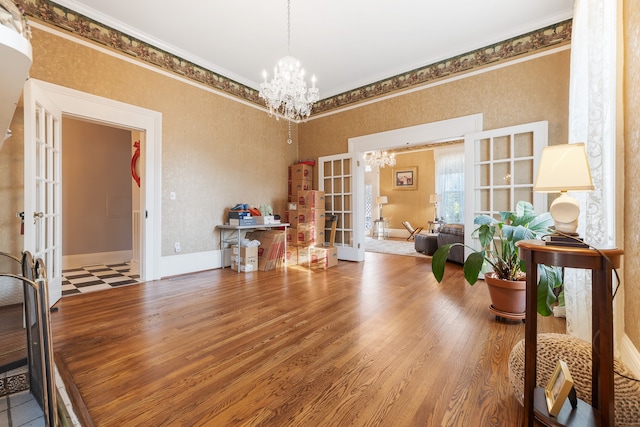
[285,163,338,269]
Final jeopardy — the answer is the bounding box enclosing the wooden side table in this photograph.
[517,240,623,427]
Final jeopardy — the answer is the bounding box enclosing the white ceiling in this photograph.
[52,0,574,99]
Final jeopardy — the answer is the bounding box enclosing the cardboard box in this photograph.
[284,247,298,266]
[229,217,256,226]
[309,246,338,269]
[246,230,286,271]
[286,227,297,246]
[287,202,298,211]
[296,223,325,246]
[289,163,313,181]
[298,190,325,209]
[230,245,258,272]
[297,208,325,226]
[288,179,312,195]
[255,215,276,225]
[285,210,303,228]
[297,246,311,266]
[228,211,251,219]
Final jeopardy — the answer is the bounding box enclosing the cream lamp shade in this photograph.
[376,196,388,219]
[533,143,594,234]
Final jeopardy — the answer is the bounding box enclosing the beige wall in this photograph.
[624,0,640,350]
[378,150,436,230]
[299,50,571,231]
[299,50,571,165]
[62,118,132,255]
[1,26,296,258]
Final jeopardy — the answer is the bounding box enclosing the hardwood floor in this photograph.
[50,252,565,426]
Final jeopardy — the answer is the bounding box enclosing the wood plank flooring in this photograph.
[50,252,565,426]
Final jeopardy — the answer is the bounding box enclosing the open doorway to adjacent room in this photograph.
[60,118,142,296]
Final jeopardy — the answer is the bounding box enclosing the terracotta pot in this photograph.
[484,272,527,317]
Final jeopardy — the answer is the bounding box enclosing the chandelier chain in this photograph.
[287,0,291,55]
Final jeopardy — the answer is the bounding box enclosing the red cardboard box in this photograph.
[297,208,325,226]
[296,223,325,246]
[284,247,298,266]
[246,230,285,271]
[289,163,313,181]
[297,246,338,269]
[285,211,301,228]
[286,227,297,246]
[309,246,338,269]
[298,190,325,209]
[288,179,312,195]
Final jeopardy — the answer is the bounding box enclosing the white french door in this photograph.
[318,152,365,261]
[24,80,63,306]
[463,121,548,255]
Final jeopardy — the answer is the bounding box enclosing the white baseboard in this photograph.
[63,250,132,269]
[620,334,640,377]
[160,250,221,278]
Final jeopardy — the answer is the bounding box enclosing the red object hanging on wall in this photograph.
[131,140,141,187]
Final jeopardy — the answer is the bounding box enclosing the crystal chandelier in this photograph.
[363,151,396,168]
[259,0,319,143]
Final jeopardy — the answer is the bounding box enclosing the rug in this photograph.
[365,237,429,258]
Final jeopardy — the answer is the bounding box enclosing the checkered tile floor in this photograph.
[62,263,140,296]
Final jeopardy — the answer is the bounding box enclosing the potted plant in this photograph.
[431,200,562,319]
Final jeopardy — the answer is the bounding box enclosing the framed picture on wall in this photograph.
[392,166,418,190]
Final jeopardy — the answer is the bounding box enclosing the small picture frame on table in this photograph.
[392,166,418,190]
[545,360,577,417]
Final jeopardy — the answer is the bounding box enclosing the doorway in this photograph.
[61,118,133,267]
[348,114,484,254]
[24,79,162,284]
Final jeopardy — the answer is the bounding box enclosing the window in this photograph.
[434,145,464,223]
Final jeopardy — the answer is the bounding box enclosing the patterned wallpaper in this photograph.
[16,0,571,116]
[624,0,640,350]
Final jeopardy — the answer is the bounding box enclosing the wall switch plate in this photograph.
[174,242,181,253]
[170,192,176,200]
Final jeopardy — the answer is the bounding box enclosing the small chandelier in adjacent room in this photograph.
[259,0,319,143]
[363,151,396,169]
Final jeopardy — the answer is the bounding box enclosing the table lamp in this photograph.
[429,193,439,221]
[533,143,594,243]
[376,196,388,219]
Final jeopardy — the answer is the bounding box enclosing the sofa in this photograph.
[415,223,465,264]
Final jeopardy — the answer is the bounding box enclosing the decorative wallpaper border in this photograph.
[16,0,572,116]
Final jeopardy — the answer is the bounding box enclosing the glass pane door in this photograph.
[318,153,364,261]
[464,121,548,254]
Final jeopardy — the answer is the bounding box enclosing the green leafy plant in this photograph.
[431,200,562,316]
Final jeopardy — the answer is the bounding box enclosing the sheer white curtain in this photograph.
[434,144,465,224]
[564,0,618,340]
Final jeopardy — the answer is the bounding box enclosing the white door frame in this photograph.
[347,114,484,244]
[31,79,162,281]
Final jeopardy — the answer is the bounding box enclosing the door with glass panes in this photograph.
[464,121,548,256]
[318,153,365,261]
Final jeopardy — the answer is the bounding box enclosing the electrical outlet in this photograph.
[170,192,176,200]
[174,242,181,253]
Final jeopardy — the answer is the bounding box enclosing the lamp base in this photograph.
[544,233,589,248]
